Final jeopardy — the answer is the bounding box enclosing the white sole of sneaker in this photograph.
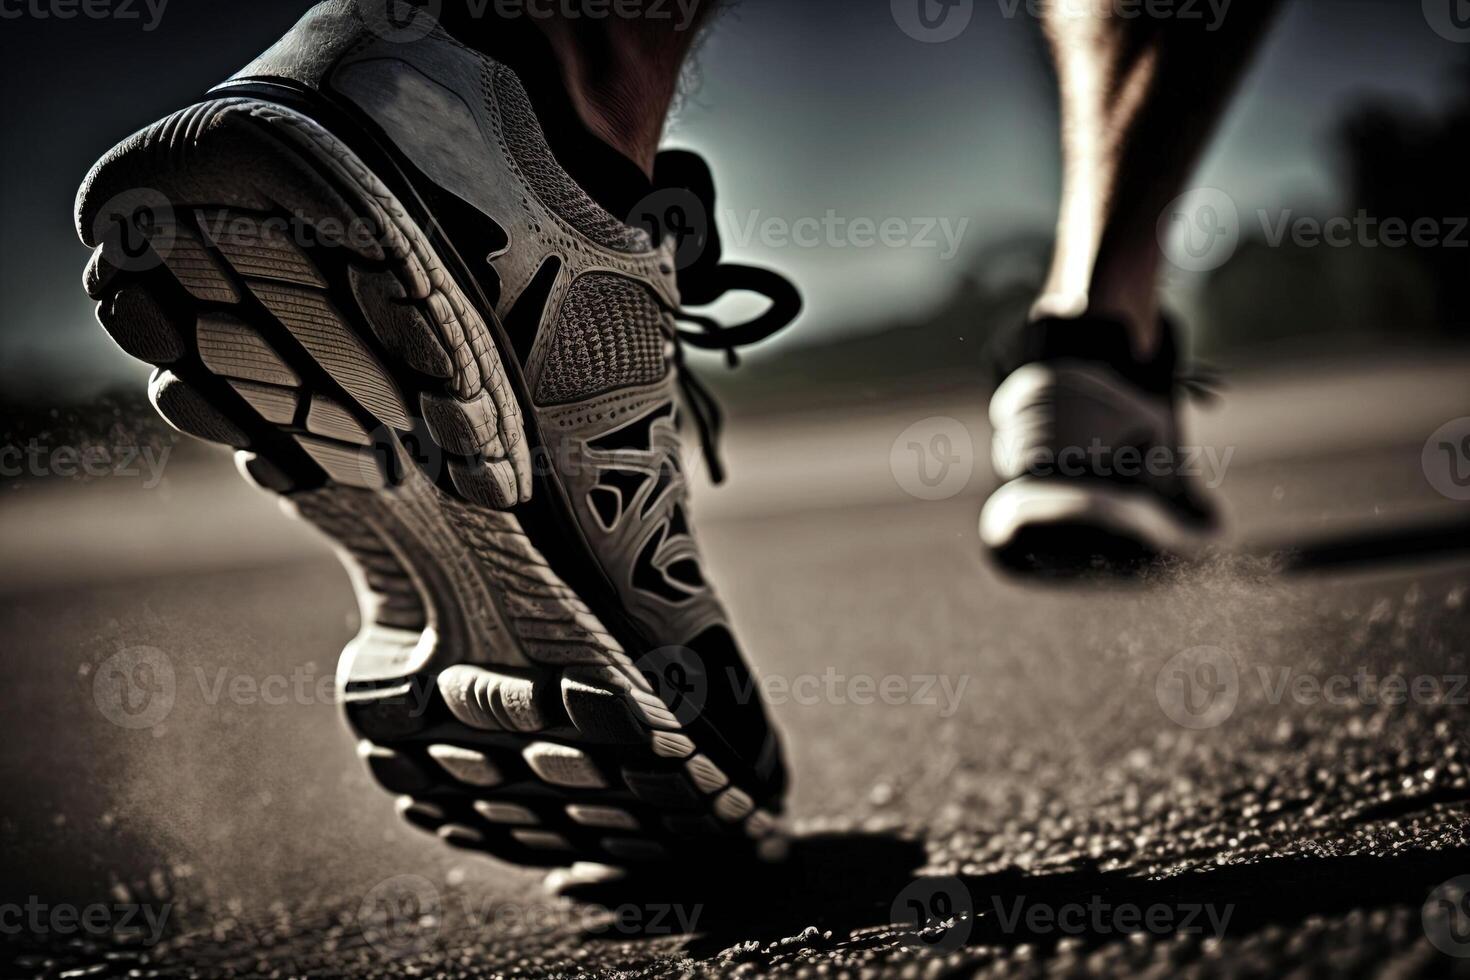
[980,476,1215,570]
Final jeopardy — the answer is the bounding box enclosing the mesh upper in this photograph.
[535,274,669,405]
[490,63,651,253]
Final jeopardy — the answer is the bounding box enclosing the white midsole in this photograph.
[979,477,1214,558]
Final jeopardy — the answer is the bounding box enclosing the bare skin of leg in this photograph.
[1033,3,1283,358]
[467,2,717,176]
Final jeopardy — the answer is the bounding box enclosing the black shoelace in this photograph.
[646,150,802,484]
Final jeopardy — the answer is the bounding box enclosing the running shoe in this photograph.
[979,315,1219,574]
[75,0,799,868]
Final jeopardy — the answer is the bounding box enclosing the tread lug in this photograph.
[148,369,249,447]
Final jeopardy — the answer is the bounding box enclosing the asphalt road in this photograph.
[4,353,1470,978]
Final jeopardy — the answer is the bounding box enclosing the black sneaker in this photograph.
[75,0,799,868]
[979,316,1220,574]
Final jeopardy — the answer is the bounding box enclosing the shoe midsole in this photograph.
[980,477,1213,557]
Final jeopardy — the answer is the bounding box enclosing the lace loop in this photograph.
[649,151,802,485]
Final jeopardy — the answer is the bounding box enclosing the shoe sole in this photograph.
[979,477,1212,575]
[76,97,783,868]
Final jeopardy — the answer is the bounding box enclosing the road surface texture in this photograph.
[3,352,1470,978]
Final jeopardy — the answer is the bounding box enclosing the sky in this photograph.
[0,0,1464,398]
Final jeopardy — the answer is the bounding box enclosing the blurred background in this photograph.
[3,0,1469,406]
[4,1,1470,976]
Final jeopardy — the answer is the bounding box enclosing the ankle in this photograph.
[1035,238,1164,359]
[543,34,676,175]
[1028,293,1163,362]
[441,11,695,178]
